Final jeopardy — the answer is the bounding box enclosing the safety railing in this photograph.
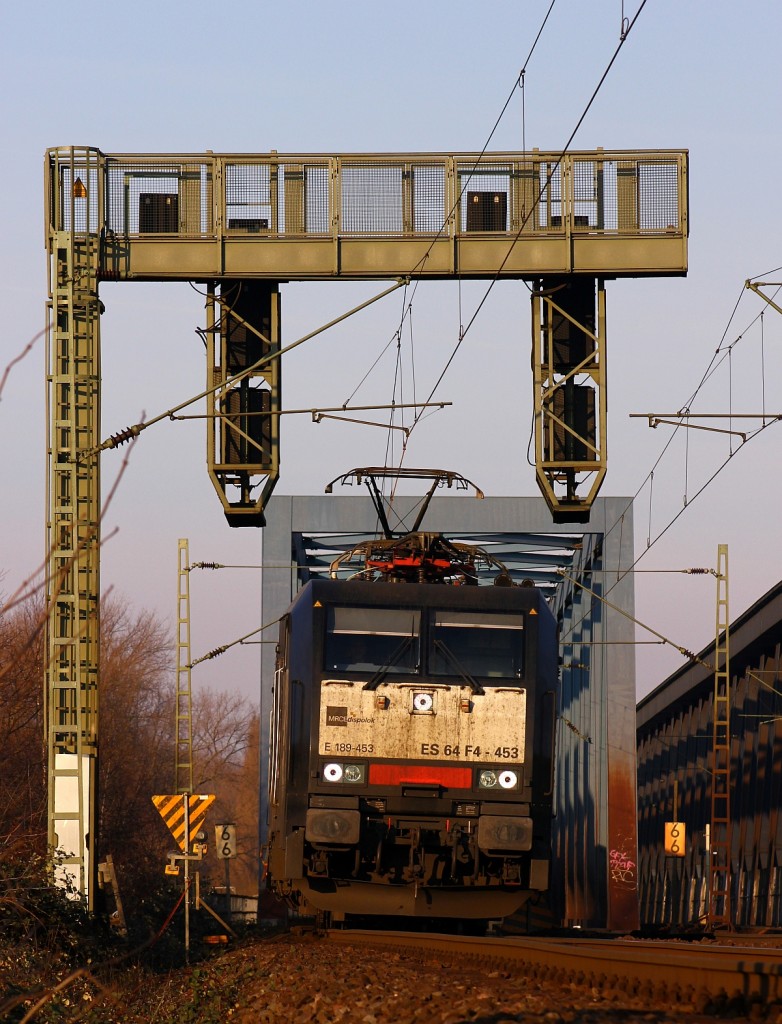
[47,148,688,242]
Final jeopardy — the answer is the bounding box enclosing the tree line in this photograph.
[0,588,261,913]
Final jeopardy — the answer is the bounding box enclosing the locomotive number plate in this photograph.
[319,681,526,762]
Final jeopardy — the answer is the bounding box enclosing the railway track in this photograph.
[20,927,781,1022]
[329,929,782,1009]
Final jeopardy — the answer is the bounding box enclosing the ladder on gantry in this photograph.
[709,544,731,927]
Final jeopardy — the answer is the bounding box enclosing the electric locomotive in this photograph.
[267,533,558,920]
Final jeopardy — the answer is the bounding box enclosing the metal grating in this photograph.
[63,149,685,248]
[567,158,682,232]
[226,163,271,232]
[340,162,448,236]
[535,162,562,230]
[303,165,330,234]
[341,164,403,234]
[293,530,580,593]
[105,161,213,235]
[412,164,446,232]
[55,165,101,233]
[457,163,511,232]
[639,161,680,230]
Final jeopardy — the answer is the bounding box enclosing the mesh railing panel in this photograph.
[561,158,682,232]
[536,162,562,230]
[339,162,446,235]
[639,162,680,230]
[57,164,101,233]
[341,163,403,234]
[598,162,620,230]
[226,163,271,232]
[457,163,512,232]
[412,164,446,233]
[572,161,598,229]
[105,161,213,235]
[303,165,330,234]
[79,152,684,240]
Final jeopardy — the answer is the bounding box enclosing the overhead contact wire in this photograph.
[348,3,558,505]
[372,0,560,469]
[410,0,649,431]
[566,275,780,602]
[557,270,782,649]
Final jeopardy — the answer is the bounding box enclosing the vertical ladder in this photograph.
[45,147,103,908]
[709,543,731,927]
[175,539,194,795]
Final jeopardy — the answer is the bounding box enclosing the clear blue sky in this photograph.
[2,1,781,699]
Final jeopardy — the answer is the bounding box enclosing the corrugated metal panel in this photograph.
[637,576,782,928]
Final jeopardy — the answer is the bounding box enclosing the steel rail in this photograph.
[328,930,782,1004]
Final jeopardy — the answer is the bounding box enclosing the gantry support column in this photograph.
[45,147,104,907]
[709,544,732,927]
[206,281,281,527]
[532,277,607,522]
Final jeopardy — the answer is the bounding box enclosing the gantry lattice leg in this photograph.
[45,148,103,907]
[532,277,607,523]
[206,280,281,526]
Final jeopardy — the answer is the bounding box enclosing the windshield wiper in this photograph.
[363,635,415,691]
[433,638,484,696]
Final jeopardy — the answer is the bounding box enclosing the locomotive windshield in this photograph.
[430,611,524,679]
[324,606,420,673]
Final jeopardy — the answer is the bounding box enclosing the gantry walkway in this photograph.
[49,147,688,280]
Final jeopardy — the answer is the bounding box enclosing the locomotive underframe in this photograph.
[274,813,548,919]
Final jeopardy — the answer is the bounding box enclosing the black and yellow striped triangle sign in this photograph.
[152,793,215,852]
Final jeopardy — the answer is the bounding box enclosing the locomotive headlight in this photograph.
[412,691,434,713]
[322,761,366,784]
[343,763,365,784]
[478,769,498,789]
[498,770,518,790]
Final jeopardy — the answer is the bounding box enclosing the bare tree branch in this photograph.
[0,327,46,404]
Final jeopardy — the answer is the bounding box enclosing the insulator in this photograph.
[107,426,138,448]
[203,646,227,661]
[189,645,228,668]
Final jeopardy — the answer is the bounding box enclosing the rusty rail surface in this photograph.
[329,929,782,1006]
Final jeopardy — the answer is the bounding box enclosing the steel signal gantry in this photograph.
[44,145,687,902]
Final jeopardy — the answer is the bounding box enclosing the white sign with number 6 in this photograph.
[215,823,237,859]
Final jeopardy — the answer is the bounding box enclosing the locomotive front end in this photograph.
[269,572,557,921]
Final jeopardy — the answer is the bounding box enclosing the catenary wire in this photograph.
[562,273,782,597]
[345,0,559,480]
[559,278,782,652]
[406,0,650,435]
[322,2,559,513]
